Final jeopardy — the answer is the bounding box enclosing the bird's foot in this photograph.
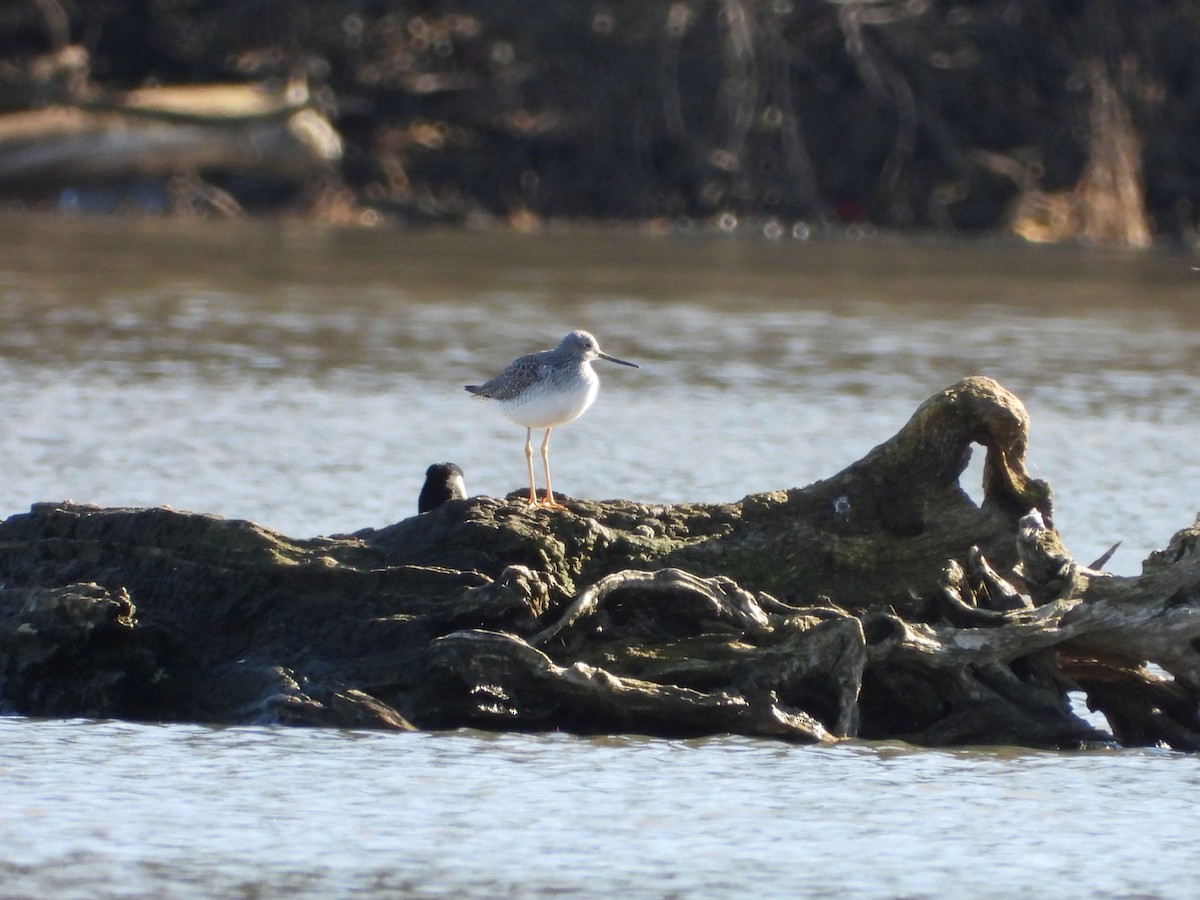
[536,492,570,511]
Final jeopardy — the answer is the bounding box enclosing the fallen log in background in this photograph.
[1,376,1198,750]
[0,81,342,198]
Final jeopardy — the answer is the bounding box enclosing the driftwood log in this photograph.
[2,376,1198,750]
[0,75,342,200]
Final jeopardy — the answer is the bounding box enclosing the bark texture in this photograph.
[2,376,1198,750]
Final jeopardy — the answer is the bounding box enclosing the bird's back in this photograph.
[465,349,551,401]
[466,344,601,429]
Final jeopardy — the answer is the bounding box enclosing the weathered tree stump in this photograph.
[2,376,1198,750]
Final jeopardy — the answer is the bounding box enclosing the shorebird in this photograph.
[418,462,466,513]
[465,330,639,510]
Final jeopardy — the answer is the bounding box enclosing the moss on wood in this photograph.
[2,377,1199,750]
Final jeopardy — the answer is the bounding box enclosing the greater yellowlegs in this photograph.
[418,462,466,513]
[465,330,639,510]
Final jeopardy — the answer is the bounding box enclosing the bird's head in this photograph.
[561,330,639,368]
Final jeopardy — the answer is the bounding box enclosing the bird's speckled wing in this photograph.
[465,349,551,401]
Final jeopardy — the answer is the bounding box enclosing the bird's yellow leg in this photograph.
[538,427,569,510]
[523,428,538,506]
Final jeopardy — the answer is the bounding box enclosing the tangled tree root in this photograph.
[2,377,1198,750]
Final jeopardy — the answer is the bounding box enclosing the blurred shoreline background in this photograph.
[0,0,1195,248]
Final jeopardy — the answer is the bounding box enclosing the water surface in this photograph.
[1,215,1200,896]
[2,718,1199,898]
[1,215,1197,572]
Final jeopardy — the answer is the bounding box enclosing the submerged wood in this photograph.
[1,376,1198,750]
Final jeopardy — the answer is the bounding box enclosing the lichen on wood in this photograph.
[2,376,1198,751]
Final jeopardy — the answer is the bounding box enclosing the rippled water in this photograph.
[2,214,1200,896]
[3,718,1200,898]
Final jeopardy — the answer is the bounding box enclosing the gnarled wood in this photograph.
[2,377,1198,750]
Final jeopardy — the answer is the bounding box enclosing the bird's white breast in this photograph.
[497,363,599,429]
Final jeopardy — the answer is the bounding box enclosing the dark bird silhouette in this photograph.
[419,462,466,513]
